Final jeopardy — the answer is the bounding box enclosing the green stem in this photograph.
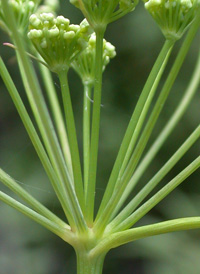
[0,167,67,228]
[38,61,73,180]
[16,53,70,186]
[2,0,86,233]
[117,40,174,180]
[0,191,74,244]
[109,125,200,228]
[85,29,105,224]
[95,14,200,233]
[15,54,82,229]
[117,13,200,194]
[119,49,200,204]
[0,57,73,227]
[96,39,174,221]
[110,156,200,232]
[76,250,105,274]
[58,70,85,212]
[91,217,200,256]
[83,82,93,193]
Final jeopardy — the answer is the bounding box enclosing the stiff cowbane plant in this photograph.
[0,0,200,273]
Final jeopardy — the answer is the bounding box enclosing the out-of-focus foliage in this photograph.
[0,1,199,273]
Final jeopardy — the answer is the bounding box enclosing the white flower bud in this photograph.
[28,29,42,39]
[28,13,92,73]
[64,31,75,39]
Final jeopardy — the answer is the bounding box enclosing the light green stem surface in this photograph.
[85,29,105,224]
[76,251,105,274]
[0,57,72,227]
[1,3,200,274]
[118,49,200,206]
[83,82,93,193]
[112,156,200,231]
[58,70,84,212]
[95,15,200,233]
[117,40,174,179]
[0,191,73,243]
[0,168,67,227]
[96,39,174,221]
[110,125,200,228]
[91,217,200,257]
[1,0,86,233]
[38,62,73,180]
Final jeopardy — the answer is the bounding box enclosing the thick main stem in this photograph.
[76,251,105,274]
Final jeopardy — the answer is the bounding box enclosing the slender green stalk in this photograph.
[2,0,87,233]
[18,52,85,232]
[96,39,174,220]
[117,14,200,192]
[0,57,74,227]
[91,217,200,257]
[94,14,200,234]
[118,49,200,206]
[109,125,200,227]
[16,54,71,185]
[0,168,67,227]
[0,191,74,243]
[85,29,105,224]
[58,70,85,212]
[83,82,93,193]
[38,61,73,180]
[116,40,174,181]
[109,156,200,232]
[16,53,82,230]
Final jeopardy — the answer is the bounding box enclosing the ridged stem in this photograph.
[76,250,105,274]
[38,61,73,180]
[85,29,105,224]
[96,39,174,221]
[58,70,85,212]
[83,82,93,193]
[118,49,200,205]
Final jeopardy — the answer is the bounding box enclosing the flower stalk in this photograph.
[85,29,105,225]
[0,0,200,273]
[83,82,93,189]
[58,70,85,212]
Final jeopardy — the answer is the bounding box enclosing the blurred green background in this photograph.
[0,1,200,273]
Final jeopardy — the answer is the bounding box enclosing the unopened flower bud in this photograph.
[28,13,92,73]
[71,33,116,84]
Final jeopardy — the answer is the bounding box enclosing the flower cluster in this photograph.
[28,13,92,73]
[70,0,138,30]
[0,0,40,34]
[144,0,200,41]
[71,33,116,84]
